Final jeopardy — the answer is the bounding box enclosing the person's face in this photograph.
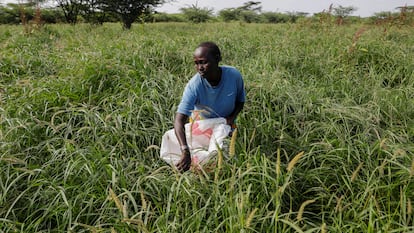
[193,47,219,79]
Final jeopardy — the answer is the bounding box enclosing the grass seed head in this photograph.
[335,195,344,213]
[122,198,128,219]
[287,151,304,172]
[229,127,238,157]
[321,222,327,233]
[351,162,364,182]
[297,199,316,221]
[109,188,124,215]
[245,208,258,228]
[140,190,147,210]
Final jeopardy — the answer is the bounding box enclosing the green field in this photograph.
[1,22,414,232]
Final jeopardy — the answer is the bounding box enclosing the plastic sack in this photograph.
[160,117,231,167]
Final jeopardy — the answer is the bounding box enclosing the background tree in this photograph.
[218,8,238,22]
[238,1,261,12]
[22,0,43,25]
[260,12,289,24]
[238,1,261,23]
[239,9,260,23]
[332,5,357,25]
[55,0,86,24]
[151,12,185,22]
[0,2,64,24]
[218,1,261,23]
[0,3,23,24]
[97,0,166,29]
[180,4,213,23]
[286,11,308,23]
[79,0,112,24]
[40,6,65,23]
[395,5,414,25]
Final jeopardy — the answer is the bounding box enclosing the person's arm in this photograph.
[174,112,191,171]
[226,101,244,125]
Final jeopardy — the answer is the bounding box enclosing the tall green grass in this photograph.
[1,22,413,232]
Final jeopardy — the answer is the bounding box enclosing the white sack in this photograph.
[160,117,231,166]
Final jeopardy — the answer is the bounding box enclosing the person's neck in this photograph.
[207,67,221,87]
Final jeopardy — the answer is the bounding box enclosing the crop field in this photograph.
[0,22,414,232]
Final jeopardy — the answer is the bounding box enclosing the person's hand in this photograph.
[176,149,191,172]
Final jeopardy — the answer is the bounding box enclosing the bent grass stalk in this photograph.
[276,147,281,176]
[410,158,414,177]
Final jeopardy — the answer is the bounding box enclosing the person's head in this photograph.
[193,42,222,78]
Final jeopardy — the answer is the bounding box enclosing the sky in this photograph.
[156,0,414,17]
[1,0,413,17]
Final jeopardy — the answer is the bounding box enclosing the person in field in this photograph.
[174,41,246,171]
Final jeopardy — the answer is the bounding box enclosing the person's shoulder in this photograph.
[186,73,203,87]
[221,65,242,78]
[221,65,239,72]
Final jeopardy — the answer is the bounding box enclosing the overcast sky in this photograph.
[156,0,414,17]
[1,0,413,17]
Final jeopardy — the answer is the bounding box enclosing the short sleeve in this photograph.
[177,82,197,116]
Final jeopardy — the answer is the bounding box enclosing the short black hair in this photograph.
[197,41,222,62]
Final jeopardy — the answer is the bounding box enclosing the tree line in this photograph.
[0,1,413,29]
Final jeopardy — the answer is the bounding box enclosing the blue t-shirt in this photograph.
[177,66,246,118]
